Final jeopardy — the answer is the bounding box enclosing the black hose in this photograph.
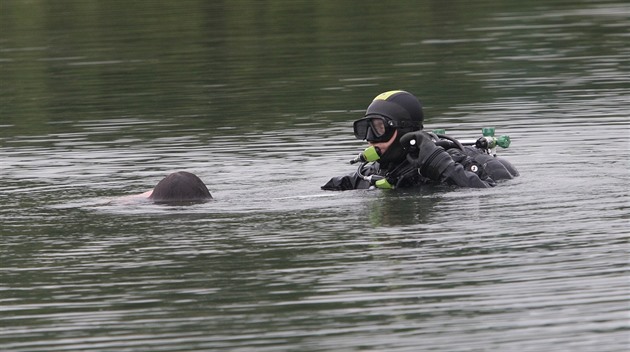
[433,133,465,151]
[356,161,371,181]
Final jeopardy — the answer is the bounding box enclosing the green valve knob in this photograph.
[482,127,495,137]
[432,129,446,135]
[496,135,511,148]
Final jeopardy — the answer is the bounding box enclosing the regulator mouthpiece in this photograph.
[350,146,381,164]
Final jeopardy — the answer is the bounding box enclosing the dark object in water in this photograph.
[149,171,212,204]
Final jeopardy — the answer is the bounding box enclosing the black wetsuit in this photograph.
[322,146,519,191]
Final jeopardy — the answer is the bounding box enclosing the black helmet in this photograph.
[150,171,212,204]
[353,90,423,142]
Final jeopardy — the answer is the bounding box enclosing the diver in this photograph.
[130,171,213,204]
[321,90,519,191]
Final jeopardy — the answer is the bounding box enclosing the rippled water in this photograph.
[1,1,629,351]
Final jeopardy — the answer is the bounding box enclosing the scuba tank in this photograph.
[350,127,513,189]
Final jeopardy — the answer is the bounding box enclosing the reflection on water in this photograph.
[1,1,629,351]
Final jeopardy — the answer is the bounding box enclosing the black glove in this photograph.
[400,131,454,181]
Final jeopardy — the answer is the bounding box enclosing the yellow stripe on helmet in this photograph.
[373,90,405,101]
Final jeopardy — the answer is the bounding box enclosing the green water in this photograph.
[1,1,629,351]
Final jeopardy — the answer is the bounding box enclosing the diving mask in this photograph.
[353,115,419,143]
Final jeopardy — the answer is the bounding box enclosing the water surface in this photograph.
[1,1,629,351]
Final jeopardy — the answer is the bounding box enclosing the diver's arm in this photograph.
[321,164,377,191]
[459,147,519,180]
[401,131,495,188]
[439,163,494,188]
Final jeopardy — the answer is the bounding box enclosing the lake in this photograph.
[1,1,629,351]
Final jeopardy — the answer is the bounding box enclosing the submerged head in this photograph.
[352,90,424,166]
[149,171,212,204]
